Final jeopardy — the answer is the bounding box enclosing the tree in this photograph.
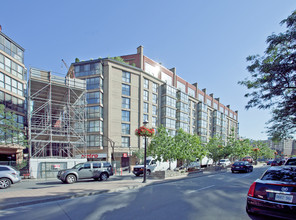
[148,126,175,162]
[0,104,27,146]
[206,136,225,163]
[174,129,206,162]
[238,10,296,139]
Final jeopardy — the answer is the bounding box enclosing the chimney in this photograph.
[137,45,144,70]
[210,93,214,98]
[202,88,206,94]
[215,98,220,102]
[0,25,2,32]
[170,67,176,74]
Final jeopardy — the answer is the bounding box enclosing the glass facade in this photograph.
[0,33,26,146]
[74,62,102,77]
[0,34,24,63]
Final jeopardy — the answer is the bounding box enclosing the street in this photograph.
[0,166,275,220]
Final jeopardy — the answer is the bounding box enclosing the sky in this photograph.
[1,0,296,140]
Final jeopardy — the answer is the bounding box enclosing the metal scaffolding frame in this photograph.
[28,68,86,158]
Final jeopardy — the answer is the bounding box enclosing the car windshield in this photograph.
[261,167,296,182]
[285,158,296,165]
[146,160,151,165]
[72,163,84,169]
[234,162,244,166]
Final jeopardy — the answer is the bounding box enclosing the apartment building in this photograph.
[0,26,27,164]
[70,46,239,166]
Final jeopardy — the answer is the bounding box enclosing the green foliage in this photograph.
[148,126,175,161]
[133,148,144,164]
[0,104,27,147]
[174,129,206,162]
[75,58,80,63]
[206,136,225,163]
[238,10,296,139]
[149,126,206,163]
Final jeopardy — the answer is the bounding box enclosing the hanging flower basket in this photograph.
[252,148,260,152]
[135,126,155,137]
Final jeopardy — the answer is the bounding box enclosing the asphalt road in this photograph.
[0,166,277,220]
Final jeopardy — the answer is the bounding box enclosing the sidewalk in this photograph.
[0,163,265,210]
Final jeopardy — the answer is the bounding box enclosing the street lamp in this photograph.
[143,120,148,183]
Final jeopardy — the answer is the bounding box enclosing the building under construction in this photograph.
[28,68,86,158]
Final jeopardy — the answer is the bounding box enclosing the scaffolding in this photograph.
[28,68,86,158]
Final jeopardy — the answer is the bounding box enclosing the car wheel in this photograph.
[94,178,99,181]
[231,170,234,173]
[0,178,11,189]
[66,174,77,184]
[147,170,151,175]
[135,174,140,177]
[100,172,108,181]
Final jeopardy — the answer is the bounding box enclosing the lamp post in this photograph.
[143,120,148,183]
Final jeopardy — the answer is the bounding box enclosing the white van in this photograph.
[197,156,214,168]
[132,157,177,176]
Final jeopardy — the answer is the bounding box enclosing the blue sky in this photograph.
[1,0,296,140]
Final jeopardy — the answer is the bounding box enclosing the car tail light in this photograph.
[248,182,256,197]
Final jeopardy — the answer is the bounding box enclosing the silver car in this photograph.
[57,162,113,184]
[0,165,21,189]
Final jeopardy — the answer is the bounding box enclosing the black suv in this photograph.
[57,162,113,184]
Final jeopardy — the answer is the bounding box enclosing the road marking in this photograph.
[184,185,215,194]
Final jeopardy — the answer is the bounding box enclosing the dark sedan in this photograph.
[246,166,296,219]
[270,160,283,166]
[231,161,253,173]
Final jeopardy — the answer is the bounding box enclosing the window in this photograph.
[143,102,149,113]
[152,94,157,104]
[122,137,130,147]
[87,92,102,104]
[198,94,204,102]
[86,77,102,90]
[177,81,186,93]
[122,110,130,122]
[207,98,212,106]
[87,135,102,147]
[152,116,157,127]
[143,90,149,101]
[152,105,157,115]
[143,114,148,122]
[0,72,4,88]
[188,87,195,98]
[122,97,130,109]
[87,120,103,132]
[161,72,172,86]
[144,78,149,89]
[87,106,103,118]
[152,83,158,93]
[93,163,101,168]
[122,71,131,83]
[122,84,131,96]
[122,123,130,134]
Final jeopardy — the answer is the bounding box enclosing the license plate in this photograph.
[275,194,293,203]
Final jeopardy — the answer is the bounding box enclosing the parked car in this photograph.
[231,161,253,173]
[266,160,273,165]
[285,157,296,166]
[270,160,283,166]
[186,161,201,172]
[57,162,113,184]
[218,159,231,167]
[246,165,296,219]
[133,157,177,176]
[242,156,253,163]
[0,165,21,189]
